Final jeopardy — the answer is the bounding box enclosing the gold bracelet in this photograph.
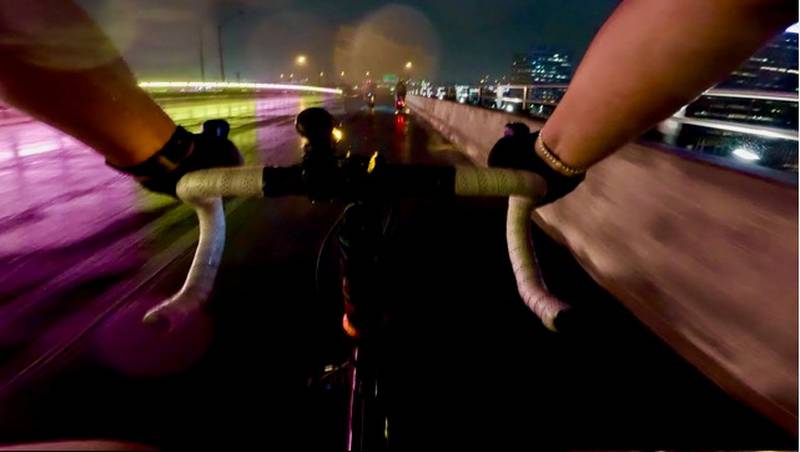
[534,133,585,176]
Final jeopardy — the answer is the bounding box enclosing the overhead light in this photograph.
[137,81,342,94]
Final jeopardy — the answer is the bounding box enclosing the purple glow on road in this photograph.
[0,93,335,380]
[0,112,140,256]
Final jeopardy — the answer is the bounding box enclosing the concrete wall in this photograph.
[408,95,798,432]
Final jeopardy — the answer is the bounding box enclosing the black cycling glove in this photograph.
[488,123,584,205]
[109,119,243,197]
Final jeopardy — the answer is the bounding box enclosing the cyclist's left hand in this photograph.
[110,119,243,197]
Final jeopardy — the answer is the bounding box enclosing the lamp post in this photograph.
[294,54,308,83]
[404,61,413,83]
[218,9,244,81]
[198,27,206,81]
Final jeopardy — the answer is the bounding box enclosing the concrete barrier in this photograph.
[408,95,798,432]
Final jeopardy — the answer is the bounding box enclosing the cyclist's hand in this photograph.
[110,119,243,197]
[488,122,584,205]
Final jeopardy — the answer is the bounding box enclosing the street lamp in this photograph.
[293,55,308,84]
[403,61,413,83]
[217,9,244,82]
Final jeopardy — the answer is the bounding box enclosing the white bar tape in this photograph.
[454,166,547,200]
[143,167,264,327]
[176,166,265,200]
[506,196,570,331]
[143,197,226,327]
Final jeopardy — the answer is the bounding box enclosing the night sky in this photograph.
[77,0,619,83]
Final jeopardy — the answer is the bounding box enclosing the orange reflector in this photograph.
[368,151,379,174]
[342,314,360,338]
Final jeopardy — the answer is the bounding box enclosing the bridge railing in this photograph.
[413,83,798,177]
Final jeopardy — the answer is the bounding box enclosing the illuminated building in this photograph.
[509,47,573,85]
[716,31,798,92]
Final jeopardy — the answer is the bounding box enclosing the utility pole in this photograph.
[217,9,243,82]
[199,27,206,81]
[217,24,225,81]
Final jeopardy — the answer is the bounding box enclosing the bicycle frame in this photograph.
[337,200,393,451]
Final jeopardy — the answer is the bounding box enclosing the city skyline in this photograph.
[717,30,798,92]
[510,46,574,85]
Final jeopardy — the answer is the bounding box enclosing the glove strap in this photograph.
[106,126,195,180]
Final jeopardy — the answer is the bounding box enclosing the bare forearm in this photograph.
[0,0,174,166]
[542,0,796,169]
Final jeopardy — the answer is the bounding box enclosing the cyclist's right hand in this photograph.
[109,119,243,197]
[488,123,584,205]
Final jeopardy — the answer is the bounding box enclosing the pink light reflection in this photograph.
[0,109,141,256]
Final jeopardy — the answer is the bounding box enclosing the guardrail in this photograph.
[413,83,798,174]
[415,83,569,114]
[415,83,796,127]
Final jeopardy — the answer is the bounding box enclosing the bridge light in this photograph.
[732,147,760,161]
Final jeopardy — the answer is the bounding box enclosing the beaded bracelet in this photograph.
[534,133,585,177]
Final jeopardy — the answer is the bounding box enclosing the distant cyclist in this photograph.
[395,79,407,104]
